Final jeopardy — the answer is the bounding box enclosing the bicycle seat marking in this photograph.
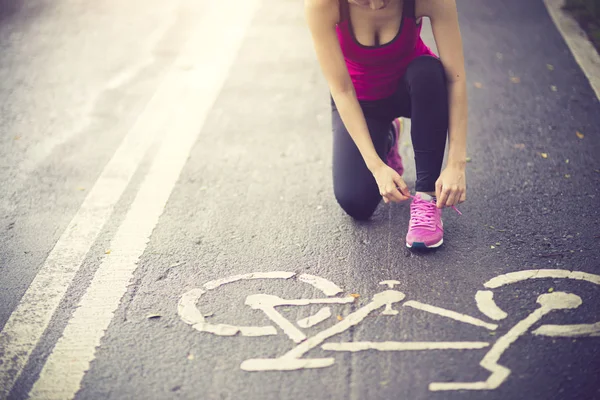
[178,269,600,391]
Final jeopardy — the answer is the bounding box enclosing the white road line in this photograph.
[298,274,343,296]
[25,2,260,399]
[430,292,582,391]
[475,290,508,321]
[544,0,600,100]
[0,21,185,400]
[533,322,600,337]
[403,301,498,331]
[203,271,296,291]
[178,289,277,337]
[322,341,490,352]
[297,307,332,328]
[483,269,600,288]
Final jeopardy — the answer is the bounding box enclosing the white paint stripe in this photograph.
[241,358,335,372]
[178,288,207,325]
[544,0,600,100]
[297,307,332,328]
[403,301,498,331]
[283,291,406,360]
[483,269,600,289]
[240,291,406,371]
[379,280,400,289]
[430,292,582,391]
[27,3,260,399]
[298,274,343,296]
[260,297,356,307]
[475,290,508,321]
[252,304,306,343]
[322,341,490,352]
[533,322,600,337]
[203,271,296,291]
[0,23,186,400]
[178,289,276,337]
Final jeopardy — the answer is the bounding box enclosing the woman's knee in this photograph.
[334,189,379,221]
[405,56,447,95]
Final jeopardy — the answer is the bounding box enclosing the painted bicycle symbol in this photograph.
[178,269,600,391]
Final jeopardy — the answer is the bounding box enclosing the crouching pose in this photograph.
[305,0,468,248]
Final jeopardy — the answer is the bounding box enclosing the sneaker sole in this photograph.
[406,238,444,249]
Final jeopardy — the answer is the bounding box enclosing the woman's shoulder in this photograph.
[305,0,340,15]
[305,0,341,26]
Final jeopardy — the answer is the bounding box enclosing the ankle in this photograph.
[417,191,436,198]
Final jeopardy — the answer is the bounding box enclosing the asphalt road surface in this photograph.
[1,0,600,399]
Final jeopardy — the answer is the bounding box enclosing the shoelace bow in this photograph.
[408,195,462,226]
[392,187,464,217]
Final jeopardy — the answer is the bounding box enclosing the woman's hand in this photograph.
[435,165,466,208]
[371,162,411,204]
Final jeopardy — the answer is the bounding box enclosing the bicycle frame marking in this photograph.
[322,341,490,352]
[403,300,498,330]
[241,290,406,371]
[297,307,331,328]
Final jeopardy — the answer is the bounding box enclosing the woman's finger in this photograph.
[392,175,411,200]
[437,186,451,208]
[385,185,404,203]
[435,179,443,200]
[459,190,467,203]
[447,187,459,206]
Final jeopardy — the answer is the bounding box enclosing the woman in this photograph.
[305,0,467,249]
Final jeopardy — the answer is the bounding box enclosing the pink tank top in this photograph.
[336,0,436,101]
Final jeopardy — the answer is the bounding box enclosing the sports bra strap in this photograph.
[403,0,416,19]
[338,0,350,23]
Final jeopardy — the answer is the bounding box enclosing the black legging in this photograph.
[332,55,449,220]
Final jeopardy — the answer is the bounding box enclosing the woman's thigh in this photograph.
[331,107,392,220]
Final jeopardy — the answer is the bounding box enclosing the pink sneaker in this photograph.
[386,118,404,176]
[406,193,443,249]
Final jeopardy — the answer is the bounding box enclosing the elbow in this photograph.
[330,84,356,100]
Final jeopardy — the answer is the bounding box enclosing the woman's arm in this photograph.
[418,0,468,206]
[305,0,409,202]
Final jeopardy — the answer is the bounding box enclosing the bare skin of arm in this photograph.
[304,0,410,204]
[305,0,468,207]
[417,0,468,208]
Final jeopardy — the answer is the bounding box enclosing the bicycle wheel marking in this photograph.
[179,271,346,339]
[403,301,498,330]
[483,269,600,289]
[480,269,600,338]
[430,292,583,391]
[203,271,295,290]
[475,291,508,321]
[298,274,343,296]
[297,307,332,328]
[178,289,278,337]
[322,341,490,352]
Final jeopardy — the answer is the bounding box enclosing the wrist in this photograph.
[365,156,385,173]
[447,158,467,169]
